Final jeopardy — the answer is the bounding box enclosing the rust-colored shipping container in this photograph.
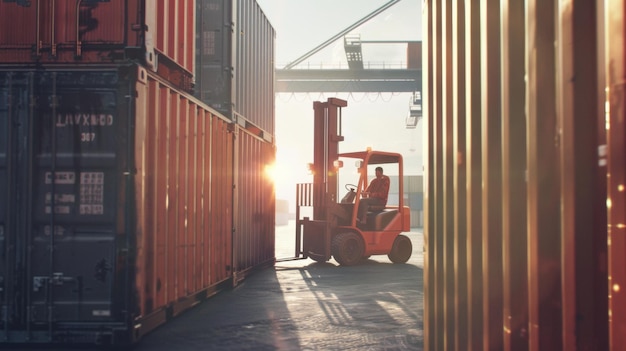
[196,0,275,135]
[0,64,275,346]
[423,1,615,350]
[0,0,195,91]
[606,0,626,348]
[232,125,275,284]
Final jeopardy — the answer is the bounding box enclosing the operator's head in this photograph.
[375,167,383,178]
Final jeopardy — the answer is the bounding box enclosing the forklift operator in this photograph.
[358,166,390,224]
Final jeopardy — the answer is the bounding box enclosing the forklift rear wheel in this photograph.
[388,234,412,264]
[332,232,364,266]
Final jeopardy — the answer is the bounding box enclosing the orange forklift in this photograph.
[295,98,413,266]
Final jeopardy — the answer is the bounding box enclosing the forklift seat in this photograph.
[367,204,386,213]
[374,208,398,230]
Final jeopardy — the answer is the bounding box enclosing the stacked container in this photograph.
[0,0,196,91]
[422,1,620,350]
[0,0,275,346]
[196,0,275,134]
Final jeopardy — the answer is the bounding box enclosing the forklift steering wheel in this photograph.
[345,184,358,192]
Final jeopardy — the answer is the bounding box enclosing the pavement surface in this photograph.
[135,223,425,351]
[3,222,424,350]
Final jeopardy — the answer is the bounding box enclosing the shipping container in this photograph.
[423,1,612,350]
[0,64,275,346]
[232,125,275,284]
[605,1,626,349]
[196,0,275,135]
[0,0,195,91]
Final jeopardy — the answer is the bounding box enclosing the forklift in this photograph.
[295,98,413,266]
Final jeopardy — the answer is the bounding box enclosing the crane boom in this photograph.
[282,0,401,69]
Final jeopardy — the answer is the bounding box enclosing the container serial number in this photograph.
[81,132,96,142]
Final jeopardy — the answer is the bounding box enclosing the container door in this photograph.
[0,71,36,335]
[232,126,275,283]
[0,71,122,339]
[0,71,19,335]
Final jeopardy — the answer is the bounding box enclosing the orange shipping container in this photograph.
[0,64,275,346]
[233,125,276,284]
[0,0,195,90]
[423,1,610,350]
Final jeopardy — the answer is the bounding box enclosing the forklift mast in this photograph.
[311,98,347,220]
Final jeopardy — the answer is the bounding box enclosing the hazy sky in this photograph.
[255,0,423,204]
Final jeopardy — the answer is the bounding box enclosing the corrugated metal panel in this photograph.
[133,69,235,321]
[606,0,626,349]
[233,0,275,134]
[526,2,562,349]
[424,1,609,350]
[150,0,195,75]
[0,63,276,346]
[195,0,232,117]
[232,125,275,284]
[0,1,193,89]
[0,72,10,316]
[196,0,275,135]
[0,70,123,342]
[210,115,234,286]
[131,67,237,336]
[501,1,528,350]
[0,1,134,62]
[0,1,128,60]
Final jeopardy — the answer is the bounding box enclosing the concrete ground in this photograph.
[1,222,424,350]
[135,221,424,351]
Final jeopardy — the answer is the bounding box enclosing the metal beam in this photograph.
[360,40,421,44]
[275,80,421,93]
[275,68,421,93]
[276,68,420,80]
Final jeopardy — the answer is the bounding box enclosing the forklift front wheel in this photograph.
[332,232,365,266]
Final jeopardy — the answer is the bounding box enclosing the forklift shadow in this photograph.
[280,259,424,347]
[275,256,417,271]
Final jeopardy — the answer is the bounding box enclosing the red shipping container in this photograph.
[134,71,236,323]
[232,125,276,284]
[0,0,194,90]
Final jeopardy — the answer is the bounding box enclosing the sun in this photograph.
[264,162,294,186]
[264,158,309,201]
[264,163,280,184]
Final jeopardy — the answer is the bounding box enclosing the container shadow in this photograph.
[275,259,424,350]
[134,269,302,351]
